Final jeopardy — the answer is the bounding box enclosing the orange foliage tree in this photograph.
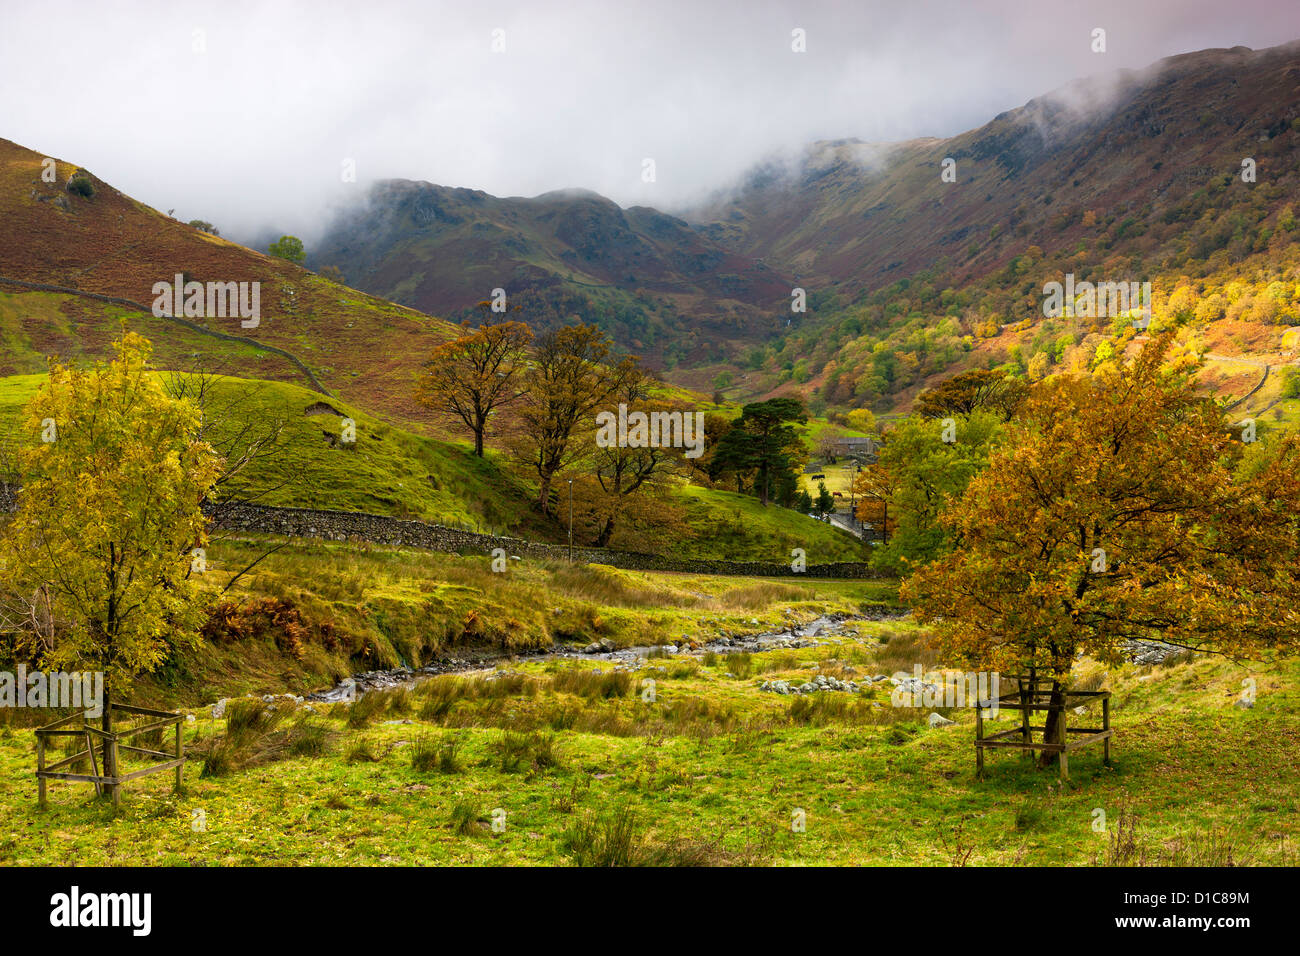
[902,332,1300,768]
[415,311,532,457]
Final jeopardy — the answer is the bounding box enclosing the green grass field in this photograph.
[4,602,1293,866]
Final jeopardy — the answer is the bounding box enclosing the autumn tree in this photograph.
[913,367,1026,421]
[853,412,1002,574]
[845,408,877,433]
[416,311,532,457]
[0,332,222,798]
[584,361,688,547]
[902,333,1300,769]
[512,322,630,516]
[686,410,736,486]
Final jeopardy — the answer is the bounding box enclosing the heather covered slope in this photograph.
[0,137,461,425]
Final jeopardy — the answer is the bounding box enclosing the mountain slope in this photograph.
[311,180,793,365]
[0,137,461,426]
[679,41,1300,414]
[689,42,1300,299]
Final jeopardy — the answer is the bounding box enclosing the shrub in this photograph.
[550,668,633,699]
[346,690,389,728]
[67,175,94,198]
[225,699,284,738]
[287,718,330,757]
[345,735,386,764]
[724,652,753,678]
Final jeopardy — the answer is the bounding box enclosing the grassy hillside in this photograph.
[0,137,462,426]
[0,372,536,533]
[0,369,869,561]
[674,485,865,562]
[0,289,323,390]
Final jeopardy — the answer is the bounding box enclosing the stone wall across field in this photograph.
[207,502,880,579]
[0,488,878,578]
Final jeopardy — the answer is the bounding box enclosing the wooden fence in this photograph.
[974,674,1112,780]
[35,703,185,807]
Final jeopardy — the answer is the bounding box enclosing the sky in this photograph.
[3,0,1299,244]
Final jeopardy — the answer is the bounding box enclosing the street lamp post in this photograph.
[848,460,861,535]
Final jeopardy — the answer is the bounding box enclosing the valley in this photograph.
[1,11,1298,889]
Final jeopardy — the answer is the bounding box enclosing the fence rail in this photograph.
[35,703,184,807]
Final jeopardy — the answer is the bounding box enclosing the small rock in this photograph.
[928,713,956,728]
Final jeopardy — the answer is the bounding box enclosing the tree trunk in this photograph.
[1037,680,1066,770]
[473,427,484,458]
[594,515,614,548]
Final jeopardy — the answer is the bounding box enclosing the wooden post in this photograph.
[36,733,46,809]
[85,727,102,797]
[103,699,118,806]
[106,719,120,809]
[1103,696,1111,766]
[975,707,985,779]
[174,720,183,792]
[1020,672,1032,756]
[1057,700,1069,781]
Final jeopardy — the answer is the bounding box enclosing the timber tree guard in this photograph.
[35,703,185,808]
[974,671,1112,781]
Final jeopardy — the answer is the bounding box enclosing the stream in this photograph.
[306,605,911,703]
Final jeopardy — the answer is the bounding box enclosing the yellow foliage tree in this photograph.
[0,331,222,787]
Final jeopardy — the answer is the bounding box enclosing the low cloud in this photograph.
[2,0,1297,245]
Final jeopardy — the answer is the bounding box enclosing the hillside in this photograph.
[0,137,461,425]
[289,42,1300,413]
[311,180,793,367]
[690,42,1300,299]
[0,369,865,560]
[685,42,1300,413]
